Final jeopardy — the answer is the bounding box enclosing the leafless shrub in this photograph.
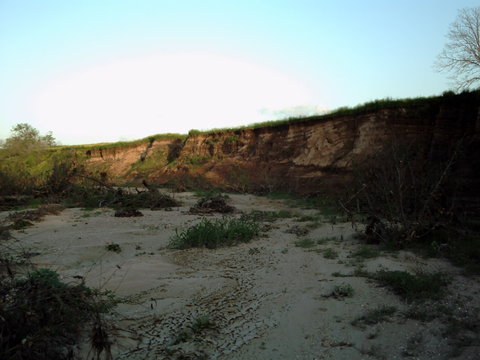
[341,139,463,246]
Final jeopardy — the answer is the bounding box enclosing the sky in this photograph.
[0,0,479,145]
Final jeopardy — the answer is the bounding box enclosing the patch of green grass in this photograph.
[374,270,450,302]
[106,242,121,253]
[11,197,45,210]
[316,236,337,245]
[330,283,354,298]
[352,305,397,328]
[323,248,339,259]
[193,188,229,199]
[294,237,316,248]
[295,214,318,222]
[306,220,324,230]
[404,303,450,322]
[185,155,210,167]
[191,314,216,334]
[353,266,369,277]
[352,246,380,260]
[240,209,294,222]
[224,135,239,144]
[172,329,193,344]
[168,217,259,249]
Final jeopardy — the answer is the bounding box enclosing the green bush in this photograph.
[374,270,449,302]
[168,217,259,249]
[0,268,117,360]
[294,237,316,248]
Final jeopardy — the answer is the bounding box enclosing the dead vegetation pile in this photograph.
[114,208,143,217]
[0,196,34,211]
[4,204,65,231]
[189,194,235,214]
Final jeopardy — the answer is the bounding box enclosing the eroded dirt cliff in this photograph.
[83,92,480,193]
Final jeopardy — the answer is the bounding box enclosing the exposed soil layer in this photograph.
[83,92,480,197]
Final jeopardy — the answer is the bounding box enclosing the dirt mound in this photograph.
[189,195,235,214]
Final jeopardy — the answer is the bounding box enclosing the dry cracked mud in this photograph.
[2,192,479,359]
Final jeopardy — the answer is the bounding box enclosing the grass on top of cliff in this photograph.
[185,90,479,136]
[61,133,187,150]
[168,217,259,249]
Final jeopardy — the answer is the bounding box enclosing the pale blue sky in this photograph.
[1,0,478,145]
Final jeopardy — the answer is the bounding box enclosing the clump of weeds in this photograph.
[328,283,354,299]
[323,248,339,259]
[241,209,294,222]
[169,217,259,249]
[191,314,216,334]
[294,237,316,248]
[373,270,450,302]
[352,245,380,260]
[106,242,122,253]
[317,236,337,245]
[352,305,397,328]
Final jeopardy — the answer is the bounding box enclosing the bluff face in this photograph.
[84,92,480,193]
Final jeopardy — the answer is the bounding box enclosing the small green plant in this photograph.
[306,220,324,230]
[106,242,121,253]
[1,267,117,360]
[191,314,216,334]
[168,217,259,249]
[353,266,369,277]
[186,155,210,167]
[194,188,229,199]
[224,135,239,144]
[323,248,339,259]
[316,236,337,245]
[352,305,397,328]
[352,246,380,260]
[374,270,449,302]
[294,237,316,248]
[330,283,354,298]
[0,226,11,240]
[295,215,317,222]
[172,329,193,344]
[241,209,294,222]
[11,218,33,229]
[27,268,66,288]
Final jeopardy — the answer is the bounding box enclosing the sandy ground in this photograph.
[3,192,480,359]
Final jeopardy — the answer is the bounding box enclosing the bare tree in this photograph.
[436,7,480,90]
